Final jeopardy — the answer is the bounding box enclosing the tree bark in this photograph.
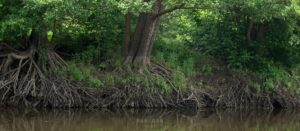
[123,13,131,55]
[124,1,163,69]
[247,17,254,42]
[256,23,266,41]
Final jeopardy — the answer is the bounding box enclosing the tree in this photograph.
[118,0,204,70]
[190,0,300,69]
[215,0,294,41]
[0,0,94,107]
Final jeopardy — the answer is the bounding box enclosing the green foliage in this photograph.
[69,62,86,81]
[116,0,154,14]
[171,70,187,90]
[73,46,101,64]
[1,0,300,94]
[152,38,197,77]
[191,0,300,71]
[103,73,116,86]
[258,64,298,91]
[47,30,53,42]
[98,66,187,94]
[201,64,214,76]
[0,0,66,43]
[54,61,104,88]
[116,0,206,14]
[55,66,68,76]
[153,75,172,94]
[214,0,293,22]
[100,71,187,94]
[88,78,103,87]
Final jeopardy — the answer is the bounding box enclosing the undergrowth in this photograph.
[55,62,103,88]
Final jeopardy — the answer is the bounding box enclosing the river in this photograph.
[0,108,299,131]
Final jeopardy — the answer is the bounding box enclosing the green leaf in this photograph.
[27,28,32,37]
[47,30,53,42]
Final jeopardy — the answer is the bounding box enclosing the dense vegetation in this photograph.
[0,0,300,109]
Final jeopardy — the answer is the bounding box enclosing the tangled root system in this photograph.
[0,43,96,108]
[0,42,299,109]
[196,71,300,109]
[95,86,200,109]
[107,60,201,109]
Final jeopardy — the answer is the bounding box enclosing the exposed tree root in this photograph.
[0,44,96,108]
[1,43,299,109]
[108,60,201,109]
[99,59,300,109]
[95,86,200,109]
[196,71,300,109]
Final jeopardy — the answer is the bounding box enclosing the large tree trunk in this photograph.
[123,13,131,56]
[247,17,254,42]
[124,1,163,69]
[246,17,267,42]
[256,23,266,41]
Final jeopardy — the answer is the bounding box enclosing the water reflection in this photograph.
[0,108,299,131]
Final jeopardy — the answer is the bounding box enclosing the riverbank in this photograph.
[1,0,299,111]
[1,62,299,109]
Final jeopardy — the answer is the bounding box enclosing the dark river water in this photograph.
[0,108,299,131]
